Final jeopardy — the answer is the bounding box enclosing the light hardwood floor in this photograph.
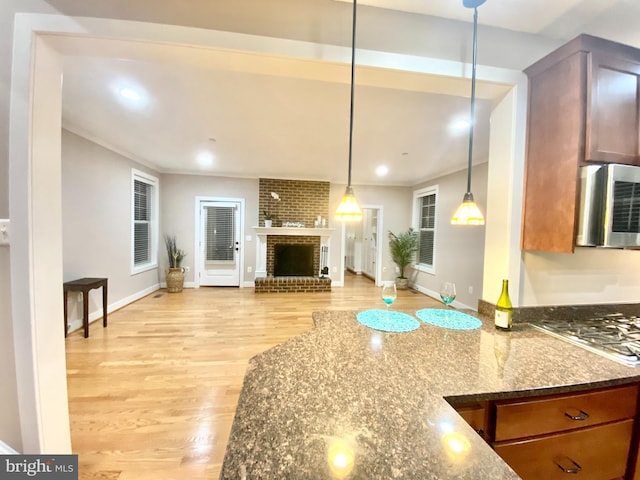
[65,273,442,480]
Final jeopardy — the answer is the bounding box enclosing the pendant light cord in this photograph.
[466,6,479,194]
[347,0,357,189]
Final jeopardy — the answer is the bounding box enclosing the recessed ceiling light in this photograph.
[376,165,389,177]
[119,87,141,101]
[196,151,215,168]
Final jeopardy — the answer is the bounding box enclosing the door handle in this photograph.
[564,409,589,421]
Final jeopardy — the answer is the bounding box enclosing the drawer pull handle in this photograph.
[555,457,582,474]
[564,409,589,421]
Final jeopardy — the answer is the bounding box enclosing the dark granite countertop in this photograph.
[220,310,640,479]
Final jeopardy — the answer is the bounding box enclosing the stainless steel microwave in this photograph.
[577,163,640,248]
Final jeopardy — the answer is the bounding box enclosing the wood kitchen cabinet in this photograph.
[521,35,640,253]
[451,401,488,441]
[494,420,633,480]
[455,383,640,480]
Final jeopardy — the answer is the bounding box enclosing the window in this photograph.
[205,205,236,262]
[413,185,438,274]
[131,169,159,274]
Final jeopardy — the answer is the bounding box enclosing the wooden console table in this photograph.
[63,277,108,338]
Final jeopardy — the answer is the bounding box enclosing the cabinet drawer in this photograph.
[495,384,638,441]
[494,419,633,480]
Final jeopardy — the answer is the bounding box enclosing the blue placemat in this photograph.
[416,309,482,331]
[356,309,420,333]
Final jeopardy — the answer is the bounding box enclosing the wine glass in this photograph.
[381,282,397,318]
[440,282,456,307]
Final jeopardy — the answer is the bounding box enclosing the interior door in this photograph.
[199,201,240,286]
[361,208,378,279]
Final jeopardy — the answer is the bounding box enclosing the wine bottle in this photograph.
[494,279,512,331]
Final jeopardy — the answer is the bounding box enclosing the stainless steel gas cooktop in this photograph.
[531,314,640,367]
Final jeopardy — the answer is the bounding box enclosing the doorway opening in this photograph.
[344,206,382,285]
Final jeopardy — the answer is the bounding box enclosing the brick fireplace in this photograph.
[254,178,333,293]
[253,227,333,293]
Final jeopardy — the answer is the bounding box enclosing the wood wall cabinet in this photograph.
[455,384,640,480]
[521,35,640,253]
[588,53,640,164]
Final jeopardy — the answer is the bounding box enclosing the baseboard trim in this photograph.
[411,284,476,312]
[67,283,161,334]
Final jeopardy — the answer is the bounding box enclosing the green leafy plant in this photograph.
[263,210,275,220]
[164,234,186,268]
[388,228,419,279]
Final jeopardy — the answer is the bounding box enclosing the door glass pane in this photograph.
[205,206,235,262]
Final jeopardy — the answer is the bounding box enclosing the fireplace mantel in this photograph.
[252,227,335,279]
[253,226,335,237]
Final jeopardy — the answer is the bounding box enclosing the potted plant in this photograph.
[262,191,280,227]
[164,234,186,293]
[263,210,274,228]
[388,228,419,290]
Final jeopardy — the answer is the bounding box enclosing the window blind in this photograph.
[205,206,235,262]
[418,192,436,266]
[133,179,152,265]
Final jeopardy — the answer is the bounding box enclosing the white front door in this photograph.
[199,201,241,286]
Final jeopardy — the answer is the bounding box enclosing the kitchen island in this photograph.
[220,310,640,479]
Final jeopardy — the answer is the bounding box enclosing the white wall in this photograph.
[411,164,488,311]
[62,130,161,332]
[482,84,527,306]
[522,249,640,306]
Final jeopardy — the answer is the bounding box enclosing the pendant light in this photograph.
[451,0,486,226]
[335,0,363,222]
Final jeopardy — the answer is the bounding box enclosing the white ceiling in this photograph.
[59,0,640,186]
[335,0,622,36]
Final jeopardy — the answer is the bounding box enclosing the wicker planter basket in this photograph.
[395,277,409,290]
[166,268,185,293]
